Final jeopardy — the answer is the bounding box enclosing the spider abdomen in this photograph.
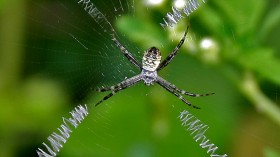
[142,47,162,71]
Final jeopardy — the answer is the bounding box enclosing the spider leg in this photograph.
[96,74,142,92]
[175,88,214,97]
[157,26,189,71]
[156,76,200,109]
[95,88,122,106]
[95,75,142,106]
[157,76,214,97]
[112,33,142,69]
[96,83,122,92]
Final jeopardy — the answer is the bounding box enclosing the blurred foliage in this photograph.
[114,0,280,156]
[1,0,280,157]
[264,147,280,157]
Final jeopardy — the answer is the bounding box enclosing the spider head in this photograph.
[142,47,162,71]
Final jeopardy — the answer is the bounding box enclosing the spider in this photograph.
[95,26,214,109]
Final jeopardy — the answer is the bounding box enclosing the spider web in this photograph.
[5,0,280,156]
[25,0,206,156]
[25,0,142,102]
[16,0,230,156]
[25,1,227,156]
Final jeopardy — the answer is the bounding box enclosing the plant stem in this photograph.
[0,0,26,92]
[240,72,280,126]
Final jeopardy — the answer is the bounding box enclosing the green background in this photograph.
[1,0,280,156]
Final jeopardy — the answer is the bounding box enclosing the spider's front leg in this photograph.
[158,76,214,97]
[96,74,140,92]
[95,74,142,106]
[96,83,122,92]
[95,88,122,106]
[156,76,213,109]
[157,79,200,109]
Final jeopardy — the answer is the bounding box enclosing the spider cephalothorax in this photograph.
[96,26,214,109]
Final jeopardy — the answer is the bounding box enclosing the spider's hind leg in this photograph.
[156,26,189,71]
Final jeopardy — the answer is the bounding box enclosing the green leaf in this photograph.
[237,48,280,86]
[264,147,280,157]
[259,6,280,41]
[0,0,6,10]
[115,16,167,49]
[195,6,224,37]
[212,0,267,36]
